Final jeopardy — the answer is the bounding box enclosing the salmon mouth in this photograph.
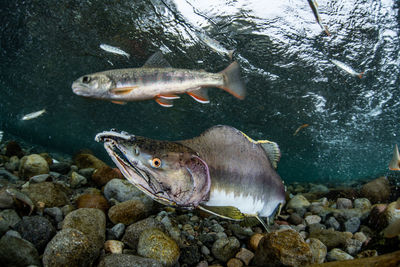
[95,130,176,206]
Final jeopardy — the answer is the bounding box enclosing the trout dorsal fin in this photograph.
[143,51,171,68]
[239,131,281,169]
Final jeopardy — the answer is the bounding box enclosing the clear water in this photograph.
[1,0,399,182]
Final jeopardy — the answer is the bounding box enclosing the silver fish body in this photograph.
[196,32,234,60]
[21,109,46,120]
[331,59,364,78]
[100,44,130,58]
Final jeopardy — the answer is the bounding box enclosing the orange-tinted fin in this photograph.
[158,94,180,100]
[110,86,137,95]
[111,100,127,105]
[155,97,174,108]
[187,88,210,104]
[219,61,246,100]
[358,72,364,79]
[389,144,400,171]
[323,25,331,36]
[293,124,310,136]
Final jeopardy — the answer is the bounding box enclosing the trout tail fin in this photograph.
[219,61,246,99]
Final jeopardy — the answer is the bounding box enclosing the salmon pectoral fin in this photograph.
[111,100,127,105]
[198,205,244,220]
[110,86,137,95]
[187,88,210,104]
[155,97,174,108]
[157,94,180,100]
[219,61,246,99]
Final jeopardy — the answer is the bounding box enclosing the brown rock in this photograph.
[308,250,400,267]
[227,258,243,267]
[5,141,24,158]
[19,154,49,179]
[308,228,352,250]
[235,248,254,265]
[92,166,123,187]
[360,177,390,203]
[108,199,148,225]
[104,240,124,254]
[39,153,53,166]
[74,153,106,170]
[21,182,69,208]
[368,204,388,230]
[121,217,164,251]
[253,229,312,267]
[249,233,265,251]
[76,193,109,213]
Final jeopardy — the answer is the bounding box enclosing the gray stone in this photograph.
[104,178,145,202]
[325,216,340,230]
[5,229,22,238]
[98,254,162,267]
[50,162,71,174]
[344,217,360,233]
[337,198,353,209]
[307,238,327,264]
[29,174,51,183]
[345,238,362,255]
[0,209,21,228]
[211,236,240,262]
[70,171,87,188]
[5,155,20,171]
[308,223,326,233]
[78,167,95,178]
[288,213,304,225]
[14,215,56,253]
[210,223,225,233]
[228,224,254,240]
[354,198,371,210]
[0,169,19,182]
[201,245,210,255]
[21,182,69,208]
[0,235,40,266]
[327,248,354,261]
[309,184,330,194]
[19,154,49,179]
[110,223,126,240]
[43,228,93,267]
[333,208,363,222]
[44,206,63,223]
[287,194,311,210]
[305,215,322,226]
[122,217,163,251]
[0,216,10,236]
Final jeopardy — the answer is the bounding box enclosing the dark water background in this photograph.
[1,0,399,183]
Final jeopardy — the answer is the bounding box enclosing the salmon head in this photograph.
[95,130,211,208]
[72,73,115,98]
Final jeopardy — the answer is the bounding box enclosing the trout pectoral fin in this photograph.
[389,144,400,171]
[198,205,244,220]
[110,86,137,95]
[155,97,174,107]
[187,88,210,104]
[111,100,127,105]
[157,94,180,100]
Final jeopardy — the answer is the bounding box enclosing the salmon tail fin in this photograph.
[358,72,364,79]
[389,144,400,171]
[219,61,246,99]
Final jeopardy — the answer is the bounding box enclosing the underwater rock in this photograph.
[325,216,340,230]
[309,250,400,266]
[137,228,180,267]
[344,217,360,233]
[309,184,330,194]
[108,199,149,225]
[43,228,92,267]
[50,162,71,174]
[180,245,201,265]
[235,247,254,265]
[227,258,243,267]
[21,181,69,208]
[104,178,145,202]
[0,234,40,266]
[98,254,163,267]
[326,248,353,261]
[353,232,367,244]
[249,233,265,251]
[76,193,110,213]
[0,188,15,209]
[19,154,49,179]
[367,204,388,230]
[0,169,19,182]
[5,155,20,172]
[14,215,56,253]
[229,224,254,240]
[353,198,371,210]
[344,238,362,255]
[0,209,21,228]
[306,238,327,264]
[336,198,352,209]
[104,240,124,254]
[211,236,240,262]
[360,176,390,203]
[92,166,123,187]
[74,152,107,170]
[5,141,24,158]
[122,217,163,250]
[5,229,22,238]
[62,208,106,259]
[308,228,352,249]
[44,206,63,223]
[29,173,51,183]
[0,216,10,236]
[384,200,400,225]
[356,249,378,258]
[288,213,304,225]
[253,229,312,267]
[70,171,87,188]
[287,194,311,211]
[109,223,125,240]
[305,215,322,226]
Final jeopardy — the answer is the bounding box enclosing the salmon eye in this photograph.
[82,76,91,83]
[151,158,162,168]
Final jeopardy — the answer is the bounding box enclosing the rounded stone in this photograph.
[108,199,148,225]
[227,258,243,267]
[137,228,180,267]
[19,154,49,179]
[212,236,240,262]
[104,178,145,202]
[305,215,322,226]
[70,171,87,188]
[306,238,327,264]
[344,217,361,233]
[287,194,311,210]
[74,153,106,170]
[249,233,265,251]
[354,198,371,210]
[0,235,40,266]
[21,182,69,208]
[122,217,163,250]
[327,248,354,261]
[98,254,162,267]
[360,176,390,203]
[76,193,110,213]
[104,240,124,254]
[337,198,353,209]
[43,228,93,267]
[235,247,255,265]
[14,215,56,253]
[92,166,124,186]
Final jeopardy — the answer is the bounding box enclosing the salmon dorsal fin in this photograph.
[239,131,281,169]
[198,205,244,221]
[143,51,171,68]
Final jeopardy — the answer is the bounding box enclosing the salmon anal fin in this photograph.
[187,88,210,104]
[155,97,174,108]
[111,100,127,105]
[110,86,137,95]
[157,94,180,100]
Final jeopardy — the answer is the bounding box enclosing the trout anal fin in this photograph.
[187,88,210,104]
[155,97,174,107]
[158,94,180,100]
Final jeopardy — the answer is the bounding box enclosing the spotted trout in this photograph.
[72,52,245,107]
[95,125,286,228]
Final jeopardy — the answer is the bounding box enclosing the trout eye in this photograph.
[82,76,91,83]
[151,158,162,168]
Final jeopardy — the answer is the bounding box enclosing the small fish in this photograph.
[331,59,364,78]
[307,0,331,36]
[72,52,245,107]
[95,125,286,229]
[0,130,3,143]
[293,124,310,136]
[21,109,46,121]
[100,44,130,59]
[389,144,400,171]
[196,32,234,60]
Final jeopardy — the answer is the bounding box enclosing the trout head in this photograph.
[72,74,115,98]
[95,130,211,208]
